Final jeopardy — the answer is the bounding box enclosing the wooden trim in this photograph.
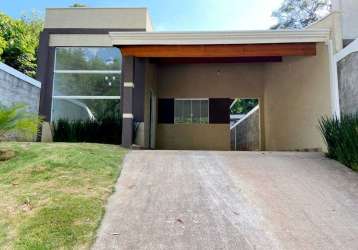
[150,56,282,64]
[119,43,317,58]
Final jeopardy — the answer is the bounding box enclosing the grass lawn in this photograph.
[0,142,126,250]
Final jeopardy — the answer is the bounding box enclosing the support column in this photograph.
[37,30,55,122]
[122,56,135,148]
[328,40,341,119]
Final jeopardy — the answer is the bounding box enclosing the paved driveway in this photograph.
[93,151,358,250]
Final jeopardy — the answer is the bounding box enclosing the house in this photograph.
[37,7,344,151]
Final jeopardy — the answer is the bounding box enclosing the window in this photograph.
[52,99,121,122]
[52,47,121,121]
[174,99,209,124]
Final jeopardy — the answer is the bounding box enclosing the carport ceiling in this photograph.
[149,56,283,64]
[118,43,316,58]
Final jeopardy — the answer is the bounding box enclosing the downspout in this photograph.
[328,39,341,119]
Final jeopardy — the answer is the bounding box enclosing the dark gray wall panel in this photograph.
[133,58,145,122]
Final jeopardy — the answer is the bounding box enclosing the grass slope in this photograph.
[0,143,126,250]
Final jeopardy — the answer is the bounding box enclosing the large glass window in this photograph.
[52,47,121,121]
[52,99,121,122]
[55,47,121,71]
[53,73,121,96]
[174,99,209,124]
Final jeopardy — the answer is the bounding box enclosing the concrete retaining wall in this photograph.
[0,62,41,114]
[337,52,358,115]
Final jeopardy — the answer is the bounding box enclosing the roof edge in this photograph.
[110,29,331,46]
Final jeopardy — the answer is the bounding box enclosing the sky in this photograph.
[0,0,284,31]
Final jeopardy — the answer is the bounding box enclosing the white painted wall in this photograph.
[332,0,358,39]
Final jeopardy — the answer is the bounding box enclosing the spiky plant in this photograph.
[53,117,121,145]
[0,104,42,141]
[0,104,42,161]
[319,113,358,171]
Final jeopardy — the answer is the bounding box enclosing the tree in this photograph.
[0,37,6,55]
[230,99,259,115]
[0,12,43,77]
[70,3,87,7]
[272,0,331,29]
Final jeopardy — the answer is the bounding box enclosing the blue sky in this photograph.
[1,0,283,31]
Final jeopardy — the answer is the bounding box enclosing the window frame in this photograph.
[174,98,209,124]
[51,47,122,122]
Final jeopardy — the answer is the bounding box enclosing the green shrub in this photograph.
[53,117,122,145]
[319,113,358,171]
[0,104,42,141]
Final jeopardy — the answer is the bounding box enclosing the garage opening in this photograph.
[230,98,261,151]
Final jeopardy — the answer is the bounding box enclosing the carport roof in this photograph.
[110,29,330,59]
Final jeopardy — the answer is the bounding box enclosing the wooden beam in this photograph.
[150,56,282,64]
[119,43,316,58]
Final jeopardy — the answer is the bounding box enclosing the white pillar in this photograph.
[328,40,341,119]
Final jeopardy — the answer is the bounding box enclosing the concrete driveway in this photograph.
[93,151,358,250]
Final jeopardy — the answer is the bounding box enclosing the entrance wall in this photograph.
[155,63,265,150]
